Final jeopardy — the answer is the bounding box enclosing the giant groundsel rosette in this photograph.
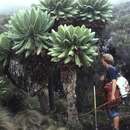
[77,0,112,22]
[7,8,54,57]
[48,25,98,67]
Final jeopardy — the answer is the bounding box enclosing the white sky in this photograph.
[0,0,39,14]
[0,0,130,14]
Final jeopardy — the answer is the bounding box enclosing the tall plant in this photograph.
[48,25,98,127]
[4,8,55,113]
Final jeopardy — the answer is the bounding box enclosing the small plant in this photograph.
[14,110,58,130]
[0,108,15,130]
[14,110,43,130]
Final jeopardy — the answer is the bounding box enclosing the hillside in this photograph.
[113,1,130,17]
[103,1,130,79]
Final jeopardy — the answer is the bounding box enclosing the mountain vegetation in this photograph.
[0,0,130,130]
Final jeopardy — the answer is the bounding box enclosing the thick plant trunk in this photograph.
[6,56,51,114]
[61,65,81,128]
[38,88,49,114]
[7,59,25,88]
[48,72,55,111]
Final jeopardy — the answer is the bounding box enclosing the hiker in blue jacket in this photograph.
[100,53,120,130]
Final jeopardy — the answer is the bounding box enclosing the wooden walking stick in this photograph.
[94,85,98,130]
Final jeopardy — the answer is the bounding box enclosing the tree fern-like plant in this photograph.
[7,8,54,57]
[38,0,77,21]
[5,8,55,113]
[77,0,112,23]
[48,25,98,127]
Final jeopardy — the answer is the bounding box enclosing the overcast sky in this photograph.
[0,0,130,14]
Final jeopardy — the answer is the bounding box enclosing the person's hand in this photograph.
[111,95,116,101]
[100,75,104,81]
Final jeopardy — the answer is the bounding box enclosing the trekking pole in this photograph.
[79,91,130,119]
[94,85,98,130]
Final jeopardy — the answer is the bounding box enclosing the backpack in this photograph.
[116,75,130,98]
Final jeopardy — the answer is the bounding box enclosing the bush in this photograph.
[14,110,68,130]
[0,108,15,130]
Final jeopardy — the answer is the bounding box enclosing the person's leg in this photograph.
[111,106,120,130]
[113,115,120,130]
[107,106,120,130]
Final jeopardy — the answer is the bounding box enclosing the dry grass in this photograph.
[14,110,43,130]
[14,110,68,130]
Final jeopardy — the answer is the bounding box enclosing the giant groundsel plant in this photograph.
[38,0,77,20]
[48,25,98,67]
[7,8,54,57]
[48,25,98,125]
[77,0,112,22]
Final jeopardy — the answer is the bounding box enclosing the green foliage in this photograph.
[38,0,77,20]
[14,110,44,130]
[0,108,15,130]
[7,8,54,57]
[24,96,40,110]
[48,25,98,67]
[0,78,9,98]
[14,110,67,130]
[0,33,11,67]
[77,0,112,22]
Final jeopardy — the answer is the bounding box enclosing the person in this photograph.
[100,53,120,130]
